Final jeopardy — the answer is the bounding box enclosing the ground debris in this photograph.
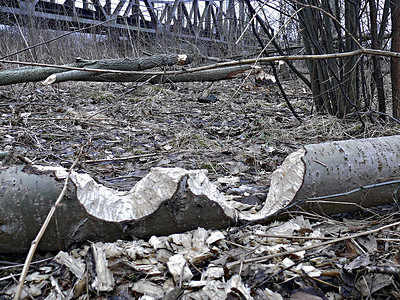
[2,78,400,299]
[1,212,400,299]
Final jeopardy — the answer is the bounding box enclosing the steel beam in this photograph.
[0,0,250,43]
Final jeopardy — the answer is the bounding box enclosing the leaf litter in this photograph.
[1,78,400,299]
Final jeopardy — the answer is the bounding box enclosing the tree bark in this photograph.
[264,135,400,219]
[2,135,400,253]
[369,0,386,117]
[0,54,191,86]
[0,166,234,253]
[391,0,400,119]
[44,65,262,84]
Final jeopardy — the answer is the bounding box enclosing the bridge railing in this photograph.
[0,0,254,43]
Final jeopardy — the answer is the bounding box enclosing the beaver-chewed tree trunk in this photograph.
[262,134,400,219]
[0,166,235,253]
[2,135,400,253]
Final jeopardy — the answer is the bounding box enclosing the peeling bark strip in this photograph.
[1,135,400,253]
[0,54,191,86]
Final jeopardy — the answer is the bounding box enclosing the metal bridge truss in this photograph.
[0,0,253,43]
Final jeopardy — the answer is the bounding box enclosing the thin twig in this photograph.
[235,3,266,45]
[0,18,118,60]
[250,19,302,123]
[254,233,333,240]
[13,152,82,300]
[0,273,22,283]
[228,219,400,268]
[302,179,400,202]
[224,239,254,251]
[119,75,158,98]
[26,117,107,121]
[0,257,54,271]
[82,153,157,163]
[13,16,35,61]
[244,0,311,87]
[293,1,363,49]
[2,48,400,77]
[370,110,400,125]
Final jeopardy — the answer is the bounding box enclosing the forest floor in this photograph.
[1,77,400,299]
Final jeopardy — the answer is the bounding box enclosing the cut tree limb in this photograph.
[1,135,400,253]
[262,134,400,219]
[44,65,262,84]
[4,48,400,86]
[0,54,191,86]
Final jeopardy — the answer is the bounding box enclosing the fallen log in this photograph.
[0,166,234,253]
[261,134,400,218]
[43,65,262,84]
[0,54,191,86]
[1,135,400,253]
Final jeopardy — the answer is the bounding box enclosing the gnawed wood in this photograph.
[2,135,400,253]
[0,166,234,253]
[262,134,400,218]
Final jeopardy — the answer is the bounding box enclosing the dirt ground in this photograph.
[3,77,398,188]
[2,77,400,299]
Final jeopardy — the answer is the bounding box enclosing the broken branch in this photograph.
[0,54,191,86]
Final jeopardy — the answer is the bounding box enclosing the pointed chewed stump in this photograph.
[1,135,400,253]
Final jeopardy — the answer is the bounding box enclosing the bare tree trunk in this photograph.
[323,0,339,115]
[297,0,338,115]
[369,0,386,118]
[391,0,400,119]
[297,1,326,112]
[342,0,358,117]
[294,0,363,117]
